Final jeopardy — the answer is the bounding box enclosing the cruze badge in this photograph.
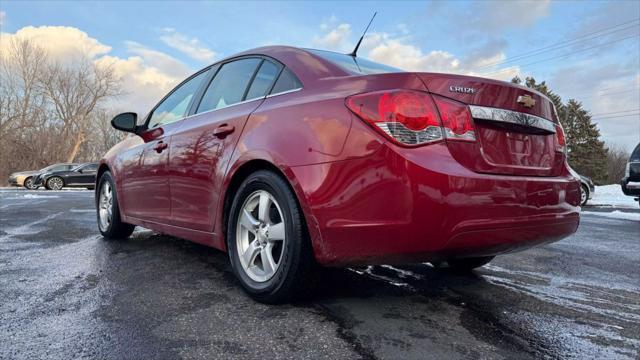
[517,94,536,108]
[449,85,476,94]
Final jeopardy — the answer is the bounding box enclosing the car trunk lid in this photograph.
[418,73,564,177]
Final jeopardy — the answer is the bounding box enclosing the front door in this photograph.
[121,69,210,223]
[169,58,281,232]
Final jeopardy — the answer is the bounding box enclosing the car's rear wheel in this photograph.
[97,171,134,239]
[580,184,589,206]
[227,170,313,303]
[446,256,495,272]
[23,177,36,190]
[46,176,64,190]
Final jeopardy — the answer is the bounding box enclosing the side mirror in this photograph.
[111,112,138,133]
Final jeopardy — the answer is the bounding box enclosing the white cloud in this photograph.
[0,25,192,116]
[159,28,216,63]
[0,26,111,62]
[470,0,551,33]
[313,23,351,52]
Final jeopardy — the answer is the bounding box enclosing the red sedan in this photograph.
[97,46,580,303]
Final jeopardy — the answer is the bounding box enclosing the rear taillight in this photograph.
[432,95,476,141]
[346,89,475,146]
[555,123,566,153]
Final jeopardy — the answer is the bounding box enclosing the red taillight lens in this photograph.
[555,123,566,153]
[346,90,443,145]
[432,95,476,141]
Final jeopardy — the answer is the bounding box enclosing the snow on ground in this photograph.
[590,185,638,208]
[582,210,640,222]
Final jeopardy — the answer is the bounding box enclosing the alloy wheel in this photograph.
[235,190,286,282]
[98,181,113,232]
[48,177,63,190]
[24,178,34,189]
[581,186,587,205]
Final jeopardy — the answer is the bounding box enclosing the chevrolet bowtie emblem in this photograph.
[517,94,536,108]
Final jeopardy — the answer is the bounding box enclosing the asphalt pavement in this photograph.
[1,189,639,359]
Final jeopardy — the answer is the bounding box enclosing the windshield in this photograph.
[631,143,640,162]
[306,49,404,75]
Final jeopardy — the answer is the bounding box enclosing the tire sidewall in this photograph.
[24,177,34,190]
[227,171,302,298]
[96,172,119,236]
[580,184,589,206]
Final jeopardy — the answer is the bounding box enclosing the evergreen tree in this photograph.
[510,76,608,183]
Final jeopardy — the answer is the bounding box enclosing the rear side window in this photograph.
[270,68,302,95]
[245,60,281,100]
[196,58,261,114]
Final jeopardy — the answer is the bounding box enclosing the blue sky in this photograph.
[1,0,639,149]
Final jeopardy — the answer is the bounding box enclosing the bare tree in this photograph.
[605,145,630,185]
[40,60,120,162]
[0,37,124,184]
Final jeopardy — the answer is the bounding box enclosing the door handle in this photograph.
[154,141,168,153]
[213,124,235,139]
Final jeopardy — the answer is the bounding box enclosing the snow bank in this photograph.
[590,185,638,208]
[582,210,640,222]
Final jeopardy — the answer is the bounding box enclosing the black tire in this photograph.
[23,177,36,190]
[45,176,64,190]
[446,256,495,272]
[227,170,314,303]
[96,171,135,239]
[580,184,589,206]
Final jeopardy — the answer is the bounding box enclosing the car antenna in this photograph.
[348,12,377,58]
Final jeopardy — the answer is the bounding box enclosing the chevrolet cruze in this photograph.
[97,46,580,303]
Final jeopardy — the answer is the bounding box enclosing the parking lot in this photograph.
[1,189,639,359]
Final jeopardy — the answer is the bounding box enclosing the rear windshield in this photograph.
[306,49,403,75]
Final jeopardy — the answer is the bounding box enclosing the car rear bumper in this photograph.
[621,178,640,196]
[293,142,581,266]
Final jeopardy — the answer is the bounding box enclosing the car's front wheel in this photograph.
[227,170,314,303]
[46,176,64,190]
[97,171,134,239]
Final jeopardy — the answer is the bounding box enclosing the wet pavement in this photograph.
[1,189,639,359]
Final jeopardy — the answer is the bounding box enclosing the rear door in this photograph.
[122,69,210,222]
[168,57,282,231]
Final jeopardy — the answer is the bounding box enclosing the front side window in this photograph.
[196,58,261,114]
[148,70,209,128]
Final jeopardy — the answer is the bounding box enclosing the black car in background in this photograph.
[8,163,78,189]
[621,143,640,206]
[579,174,595,206]
[34,162,99,190]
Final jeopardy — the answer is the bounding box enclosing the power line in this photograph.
[592,113,640,121]
[481,34,640,77]
[474,20,640,71]
[590,108,640,117]
[574,88,640,100]
[567,83,640,98]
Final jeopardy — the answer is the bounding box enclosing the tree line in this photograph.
[0,38,125,183]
